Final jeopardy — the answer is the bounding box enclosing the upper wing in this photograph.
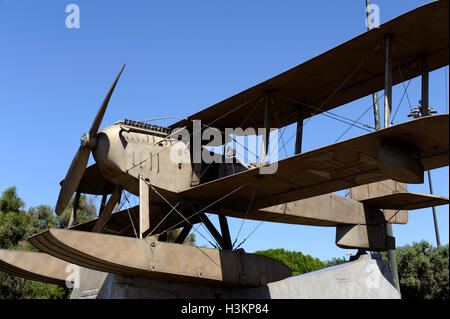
[170,0,449,133]
[177,115,449,213]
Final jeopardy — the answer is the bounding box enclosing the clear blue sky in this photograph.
[0,0,448,261]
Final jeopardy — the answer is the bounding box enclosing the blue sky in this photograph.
[0,0,448,261]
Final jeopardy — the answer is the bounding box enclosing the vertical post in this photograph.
[384,34,392,127]
[366,0,381,130]
[383,33,400,294]
[68,190,81,228]
[139,175,150,239]
[260,93,271,165]
[421,55,429,116]
[294,116,303,155]
[427,171,441,247]
[420,54,441,247]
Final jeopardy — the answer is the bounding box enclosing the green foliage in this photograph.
[0,271,69,299]
[254,248,344,276]
[0,187,24,213]
[166,228,196,245]
[0,186,96,299]
[56,195,97,229]
[0,210,30,249]
[323,256,346,267]
[0,186,197,299]
[383,241,449,299]
[28,205,57,236]
[21,280,70,299]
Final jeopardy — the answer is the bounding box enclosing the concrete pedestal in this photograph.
[70,254,400,299]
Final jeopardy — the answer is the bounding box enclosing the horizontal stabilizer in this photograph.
[362,192,449,210]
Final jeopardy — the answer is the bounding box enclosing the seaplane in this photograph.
[0,0,448,288]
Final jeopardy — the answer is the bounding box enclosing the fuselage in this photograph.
[92,120,192,197]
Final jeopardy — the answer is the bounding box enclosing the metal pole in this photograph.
[366,0,381,130]
[421,55,429,116]
[68,190,81,228]
[420,54,441,247]
[383,33,401,294]
[427,171,441,247]
[384,35,393,127]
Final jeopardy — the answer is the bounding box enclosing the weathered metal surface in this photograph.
[0,249,70,286]
[227,193,386,226]
[350,180,408,224]
[93,124,192,196]
[336,224,395,251]
[29,229,292,287]
[377,140,424,183]
[169,0,448,132]
[139,176,150,239]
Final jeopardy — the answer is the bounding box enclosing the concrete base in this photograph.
[70,254,400,299]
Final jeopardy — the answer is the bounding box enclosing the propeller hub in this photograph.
[81,133,97,150]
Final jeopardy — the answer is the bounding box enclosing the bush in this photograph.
[254,248,344,276]
[0,186,97,299]
[392,241,449,299]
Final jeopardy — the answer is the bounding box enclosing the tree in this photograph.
[28,205,57,236]
[253,248,344,276]
[0,187,24,213]
[0,187,78,299]
[166,228,196,245]
[0,186,198,298]
[0,187,29,249]
[56,195,97,229]
[387,241,449,299]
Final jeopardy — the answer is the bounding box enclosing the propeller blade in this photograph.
[89,63,126,136]
[56,64,126,216]
[55,146,90,216]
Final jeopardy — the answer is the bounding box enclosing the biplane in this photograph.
[1,0,449,288]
